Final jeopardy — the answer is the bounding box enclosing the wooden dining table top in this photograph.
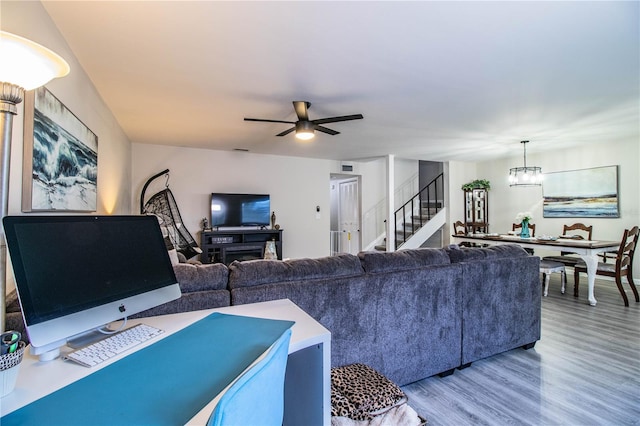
[454,233,619,249]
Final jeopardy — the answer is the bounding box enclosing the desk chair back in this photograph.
[208,329,292,426]
[574,226,639,306]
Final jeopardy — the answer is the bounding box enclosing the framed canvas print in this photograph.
[543,165,619,218]
[22,87,98,212]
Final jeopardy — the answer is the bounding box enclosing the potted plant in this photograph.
[461,179,491,191]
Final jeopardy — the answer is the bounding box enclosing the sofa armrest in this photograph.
[173,262,228,293]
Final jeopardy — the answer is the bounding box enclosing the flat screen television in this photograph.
[210,193,270,228]
[3,215,181,361]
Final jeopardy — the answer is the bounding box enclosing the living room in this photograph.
[1,2,639,424]
[3,2,638,265]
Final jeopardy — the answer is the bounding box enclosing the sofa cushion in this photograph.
[357,248,450,273]
[445,244,529,263]
[5,290,21,313]
[228,253,364,289]
[173,262,229,293]
[132,289,230,319]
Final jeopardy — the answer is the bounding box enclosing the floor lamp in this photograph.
[0,31,69,331]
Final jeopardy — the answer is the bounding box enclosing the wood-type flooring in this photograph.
[402,276,640,426]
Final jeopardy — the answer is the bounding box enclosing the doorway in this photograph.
[330,174,362,255]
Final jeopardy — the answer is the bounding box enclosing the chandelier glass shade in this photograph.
[509,140,542,187]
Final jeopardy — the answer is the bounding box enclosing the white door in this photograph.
[338,179,361,254]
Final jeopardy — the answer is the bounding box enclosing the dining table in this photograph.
[451,233,620,306]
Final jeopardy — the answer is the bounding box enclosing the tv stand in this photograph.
[200,229,283,264]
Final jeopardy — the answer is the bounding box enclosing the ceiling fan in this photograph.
[244,101,364,140]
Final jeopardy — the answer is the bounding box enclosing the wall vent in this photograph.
[341,162,355,173]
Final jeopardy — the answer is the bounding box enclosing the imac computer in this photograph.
[3,215,182,361]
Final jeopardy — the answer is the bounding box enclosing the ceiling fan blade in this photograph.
[276,127,296,137]
[293,101,311,121]
[316,126,340,136]
[244,118,296,124]
[312,114,364,125]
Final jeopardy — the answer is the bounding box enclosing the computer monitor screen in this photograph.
[3,215,181,359]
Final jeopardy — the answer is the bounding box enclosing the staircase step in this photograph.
[400,221,427,232]
[410,216,432,224]
[418,208,439,215]
[396,230,418,240]
[420,201,443,209]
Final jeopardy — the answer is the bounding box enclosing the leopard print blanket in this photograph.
[331,363,408,421]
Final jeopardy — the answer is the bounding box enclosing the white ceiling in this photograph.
[42,1,639,162]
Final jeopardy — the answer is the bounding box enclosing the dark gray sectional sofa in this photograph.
[5,244,541,386]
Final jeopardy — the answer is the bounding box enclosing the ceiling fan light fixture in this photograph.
[509,140,542,187]
[295,121,315,140]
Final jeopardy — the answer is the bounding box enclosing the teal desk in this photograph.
[0,299,331,425]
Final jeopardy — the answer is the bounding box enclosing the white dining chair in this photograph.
[540,260,566,297]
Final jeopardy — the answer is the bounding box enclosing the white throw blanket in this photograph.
[331,403,425,426]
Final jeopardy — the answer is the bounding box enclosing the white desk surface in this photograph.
[1,299,331,425]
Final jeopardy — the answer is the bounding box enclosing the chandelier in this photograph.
[509,140,542,187]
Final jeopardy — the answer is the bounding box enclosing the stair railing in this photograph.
[394,173,444,249]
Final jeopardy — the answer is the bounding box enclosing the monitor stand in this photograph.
[36,347,61,362]
[67,322,126,349]
[67,329,111,349]
[32,323,128,362]
[29,340,64,362]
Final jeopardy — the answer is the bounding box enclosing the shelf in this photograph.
[200,229,283,264]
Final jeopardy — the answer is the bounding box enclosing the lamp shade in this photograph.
[0,31,70,90]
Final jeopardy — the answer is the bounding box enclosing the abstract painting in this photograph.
[543,166,619,218]
[22,87,98,212]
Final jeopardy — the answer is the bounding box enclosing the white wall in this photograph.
[131,149,421,259]
[3,1,133,216]
[444,161,479,244]
[477,139,640,279]
[3,2,133,294]
[347,157,419,220]
[358,159,387,223]
[394,158,419,209]
[132,144,332,259]
[346,157,418,249]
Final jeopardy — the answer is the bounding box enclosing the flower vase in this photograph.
[520,220,530,238]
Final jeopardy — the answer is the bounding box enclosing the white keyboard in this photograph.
[64,323,164,367]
